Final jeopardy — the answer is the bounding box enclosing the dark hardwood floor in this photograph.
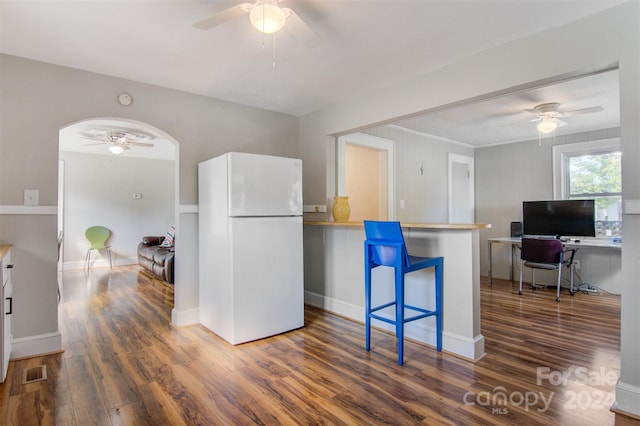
[0,265,637,425]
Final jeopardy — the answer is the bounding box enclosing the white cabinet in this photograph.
[0,246,13,383]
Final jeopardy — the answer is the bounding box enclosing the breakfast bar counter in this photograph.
[304,221,490,229]
[303,220,491,361]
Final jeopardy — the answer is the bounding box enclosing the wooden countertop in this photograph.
[303,221,491,230]
[0,245,12,260]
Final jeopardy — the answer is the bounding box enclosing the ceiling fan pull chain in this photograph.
[272,33,277,68]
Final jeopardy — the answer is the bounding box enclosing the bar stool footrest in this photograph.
[369,313,397,326]
[369,304,438,325]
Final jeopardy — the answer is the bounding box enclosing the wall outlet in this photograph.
[573,260,580,270]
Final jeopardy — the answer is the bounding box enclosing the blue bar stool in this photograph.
[364,220,443,365]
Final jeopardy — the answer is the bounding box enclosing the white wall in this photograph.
[300,2,640,416]
[59,151,175,268]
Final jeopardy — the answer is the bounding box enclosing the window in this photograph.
[568,151,621,236]
[553,138,621,237]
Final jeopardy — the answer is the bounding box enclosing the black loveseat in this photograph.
[137,236,175,284]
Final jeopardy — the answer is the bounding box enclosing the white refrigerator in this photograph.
[198,152,304,344]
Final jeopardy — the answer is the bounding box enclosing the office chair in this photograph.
[518,237,576,302]
[84,226,112,270]
[364,220,443,365]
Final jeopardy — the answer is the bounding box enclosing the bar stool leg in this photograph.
[364,247,372,353]
[395,266,405,365]
[435,260,443,352]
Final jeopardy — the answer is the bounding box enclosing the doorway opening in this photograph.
[337,133,395,221]
[57,118,178,288]
[448,153,475,223]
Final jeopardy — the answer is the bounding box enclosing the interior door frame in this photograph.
[448,153,475,223]
[337,133,395,220]
[57,160,64,271]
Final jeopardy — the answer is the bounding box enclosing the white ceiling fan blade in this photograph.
[79,136,106,143]
[193,3,252,30]
[282,8,321,47]
[562,106,604,116]
[127,142,154,148]
[555,119,568,128]
[82,142,106,147]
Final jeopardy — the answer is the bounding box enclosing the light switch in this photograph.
[400,200,405,209]
[24,189,39,206]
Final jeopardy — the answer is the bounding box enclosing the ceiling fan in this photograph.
[80,129,154,155]
[525,102,604,134]
[193,0,321,46]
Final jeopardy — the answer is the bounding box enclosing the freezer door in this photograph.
[228,152,302,217]
[229,216,304,344]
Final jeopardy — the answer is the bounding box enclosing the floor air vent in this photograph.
[22,365,47,384]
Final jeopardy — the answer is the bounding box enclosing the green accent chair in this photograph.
[84,226,112,270]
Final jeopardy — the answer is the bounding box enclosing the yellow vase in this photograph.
[332,196,351,222]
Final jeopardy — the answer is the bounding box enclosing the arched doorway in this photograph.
[57,117,179,294]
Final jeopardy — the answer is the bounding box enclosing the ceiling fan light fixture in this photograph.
[537,117,558,134]
[249,2,286,34]
[109,145,125,155]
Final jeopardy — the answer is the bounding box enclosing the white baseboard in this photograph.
[304,290,363,320]
[172,307,199,326]
[442,331,485,361]
[613,380,640,417]
[11,331,62,359]
[63,256,138,270]
[304,290,485,361]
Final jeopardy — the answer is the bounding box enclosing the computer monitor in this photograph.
[522,200,596,238]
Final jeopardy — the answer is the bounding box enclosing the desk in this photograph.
[488,237,622,287]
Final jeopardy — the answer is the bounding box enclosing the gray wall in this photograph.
[0,54,299,342]
[59,151,175,267]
